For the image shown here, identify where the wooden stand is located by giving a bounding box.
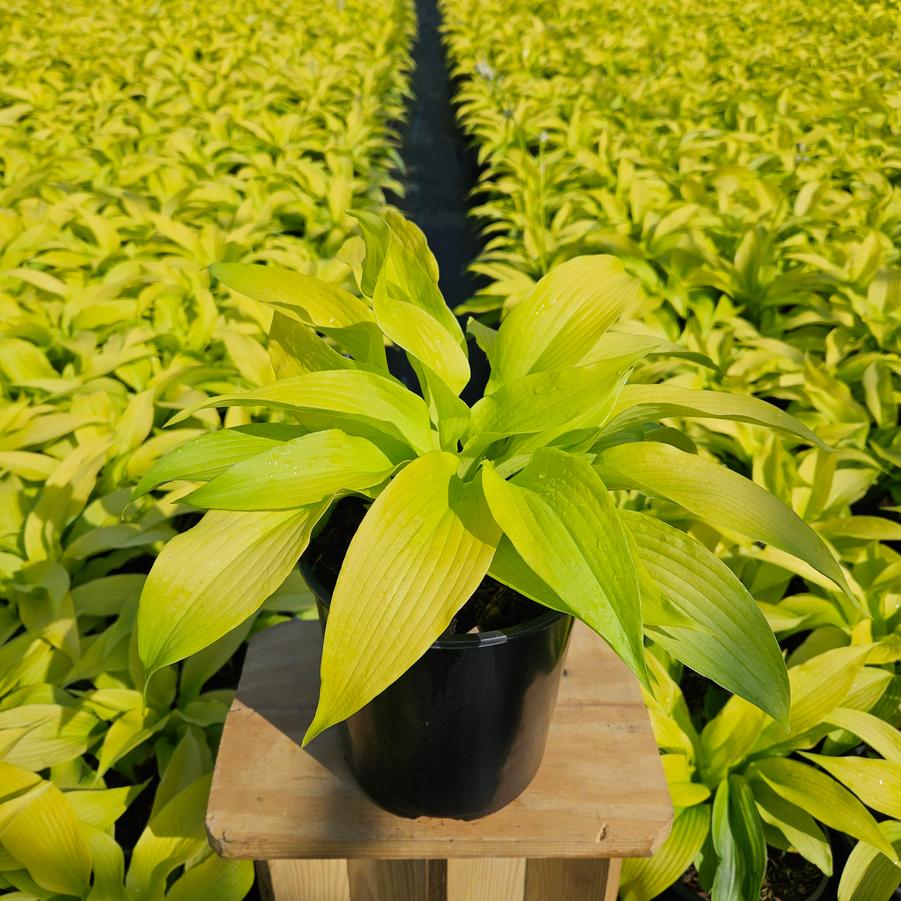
[207,620,672,901]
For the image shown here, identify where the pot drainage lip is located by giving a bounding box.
[430,609,569,650]
[300,558,569,651]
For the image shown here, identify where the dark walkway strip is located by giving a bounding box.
[392,0,482,312]
[387,0,489,401]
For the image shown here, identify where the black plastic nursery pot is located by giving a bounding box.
[300,557,573,820]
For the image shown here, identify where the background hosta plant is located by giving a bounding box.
[440,0,901,488]
[137,212,850,747]
[620,644,901,901]
[441,0,900,893]
[0,0,414,894]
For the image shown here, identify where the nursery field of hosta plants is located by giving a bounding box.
[443,0,901,897]
[0,0,413,896]
[0,0,899,897]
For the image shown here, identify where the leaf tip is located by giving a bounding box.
[302,708,331,748]
[164,409,189,428]
[208,261,235,283]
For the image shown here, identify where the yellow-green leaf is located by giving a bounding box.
[750,758,897,861]
[607,384,826,449]
[753,645,871,751]
[622,511,788,723]
[184,430,395,511]
[800,753,901,819]
[620,804,710,901]
[482,449,646,684]
[596,441,848,592]
[825,708,901,762]
[138,504,328,675]
[493,255,640,383]
[166,855,254,901]
[838,820,901,901]
[0,763,91,897]
[125,774,211,899]
[304,452,501,744]
[167,371,435,455]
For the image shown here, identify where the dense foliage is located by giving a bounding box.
[1,0,898,896]
[135,215,858,749]
[442,0,901,897]
[442,0,901,474]
[0,0,413,896]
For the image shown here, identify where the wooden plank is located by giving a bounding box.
[524,858,619,901]
[207,620,672,861]
[266,860,350,901]
[346,860,446,901]
[604,859,622,901]
[447,859,524,901]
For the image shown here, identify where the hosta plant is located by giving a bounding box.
[137,212,850,743]
[440,0,901,481]
[0,0,414,892]
[620,644,901,901]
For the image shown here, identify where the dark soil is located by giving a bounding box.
[760,852,828,901]
[680,667,728,732]
[304,497,545,636]
[675,852,826,901]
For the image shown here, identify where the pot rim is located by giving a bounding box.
[299,558,570,650]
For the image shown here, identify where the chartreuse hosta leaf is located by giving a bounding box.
[750,780,832,876]
[364,213,470,395]
[620,805,710,901]
[165,854,255,901]
[750,644,872,752]
[211,264,375,331]
[749,758,898,861]
[167,370,435,455]
[125,774,213,899]
[0,761,90,897]
[605,385,827,449]
[710,776,767,901]
[799,753,901,819]
[621,511,789,724]
[482,448,647,685]
[838,821,901,901]
[468,351,642,444]
[491,255,640,384]
[138,504,329,677]
[210,264,386,369]
[184,430,396,511]
[83,825,128,901]
[700,643,872,785]
[595,441,849,592]
[824,708,901,761]
[303,453,501,743]
[661,755,711,807]
[268,312,361,378]
[132,424,307,499]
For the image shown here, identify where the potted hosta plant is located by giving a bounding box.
[135,211,849,819]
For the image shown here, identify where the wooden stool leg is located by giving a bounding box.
[265,860,351,900]
[524,858,621,901]
[347,860,448,901]
[447,859,525,900]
